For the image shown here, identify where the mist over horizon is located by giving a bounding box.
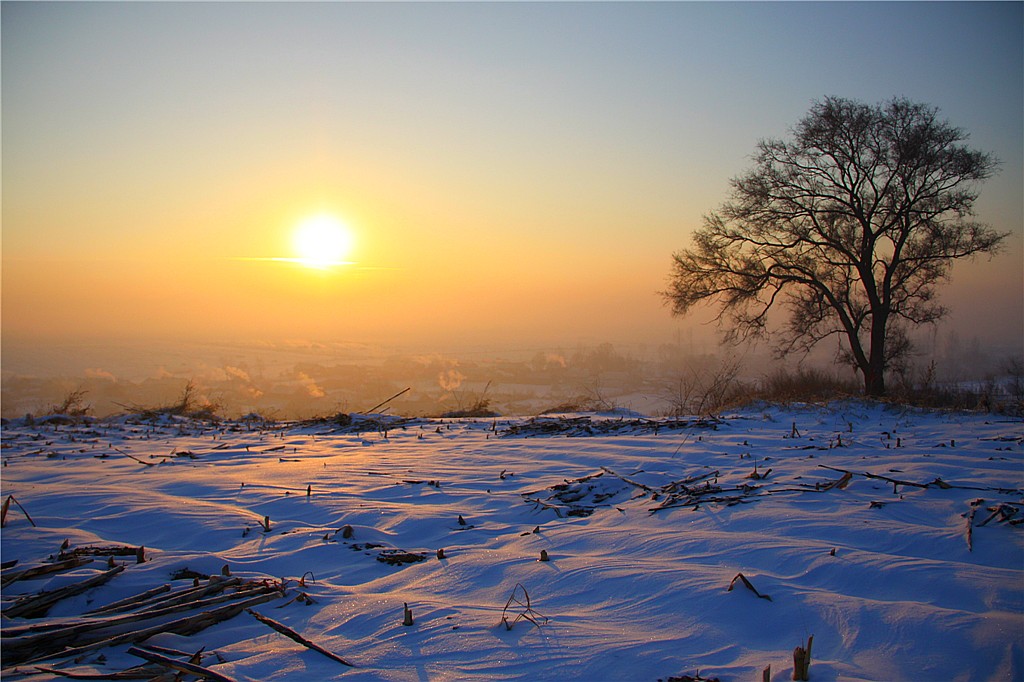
[3,319,1021,421]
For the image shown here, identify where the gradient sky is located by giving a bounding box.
[3,1,1022,356]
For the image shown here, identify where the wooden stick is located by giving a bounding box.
[1,557,94,588]
[817,464,930,489]
[4,564,125,619]
[599,466,655,492]
[727,572,772,601]
[141,643,205,658]
[33,664,165,679]
[523,497,564,518]
[815,465,1019,494]
[1,494,38,528]
[978,502,1019,527]
[109,446,155,467]
[804,634,813,680]
[14,495,36,526]
[364,387,411,414]
[84,584,171,615]
[247,608,356,667]
[136,577,241,612]
[792,645,806,681]
[60,544,144,559]
[5,583,279,659]
[661,470,719,494]
[965,499,984,551]
[18,590,282,666]
[127,646,239,682]
[820,471,853,491]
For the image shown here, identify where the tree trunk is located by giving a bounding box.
[864,319,887,397]
[863,364,885,397]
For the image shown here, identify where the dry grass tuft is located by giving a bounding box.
[118,380,221,421]
[47,389,92,418]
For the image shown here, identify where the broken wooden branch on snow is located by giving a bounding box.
[1,557,94,588]
[127,645,239,682]
[599,466,656,493]
[32,663,166,679]
[1,494,37,528]
[727,572,772,601]
[523,497,564,518]
[247,608,356,667]
[84,584,172,615]
[4,564,126,619]
[8,588,283,667]
[26,590,282,667]
[109,446,155,467]
[965,498,984,551]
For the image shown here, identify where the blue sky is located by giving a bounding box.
[2,1,1021,353]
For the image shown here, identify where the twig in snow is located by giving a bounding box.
[84,584,171,615]
[819,471,853,491]
[33,664,164,679]
[364,387,411,415]
[965,498,984,551]
[109,446,155,467]
[599,466,655,492]
[817,464,1023,495]
[247,609,355,667]
[127,646,238,682]
[4,565,126,618]
[726,572,772,601]
[816,464,928,491]
[25,590,282,666]
[1,557,93,588]
[1,494,37,527]
[978,502,1022,527]
[523,497,564,518]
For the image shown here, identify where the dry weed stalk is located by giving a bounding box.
[500,583,548,630]
[47,389,92,417]
[1,494,37,528]
[726,572,772,602]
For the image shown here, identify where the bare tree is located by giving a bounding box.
[664,97,1006,397]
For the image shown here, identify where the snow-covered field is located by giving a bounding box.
[2,402,1022,681]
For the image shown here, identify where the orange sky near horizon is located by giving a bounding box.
[2,2,1021,358]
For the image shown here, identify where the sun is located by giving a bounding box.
[292,214,354,268]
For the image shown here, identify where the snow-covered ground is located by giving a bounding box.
[2,402,1021,681]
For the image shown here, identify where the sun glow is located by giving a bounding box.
[292,214,355,268]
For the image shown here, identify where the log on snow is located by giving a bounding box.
[4,564,125,619]
[1,557,94,588]
[18,589,283,666]
[4,583,280,660]
[84,584,171,615]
